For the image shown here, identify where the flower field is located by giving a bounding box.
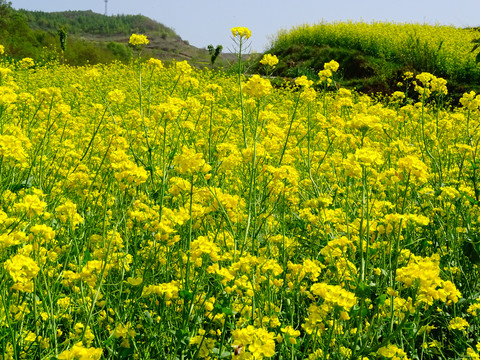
[272,22,480,82]
[1,30,480,359]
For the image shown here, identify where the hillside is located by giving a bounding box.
[19,9,177,37]
[0,3,212,65]
[18,9,211,63]
[255,22,480,102]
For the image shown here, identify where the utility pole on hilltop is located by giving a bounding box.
[104,0,108,16]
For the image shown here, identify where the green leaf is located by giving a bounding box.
[81,250,92,266]
[375,294,388,307]
[179,289,193,301]
[463,240,480,265]
[355,281,374,298]
[221,306,234,316]
[120,347,133,359]
[212,349,232,358]
[351,305,368,318]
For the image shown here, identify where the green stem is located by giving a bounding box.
[236,38,248,148]
[278,92,301,166]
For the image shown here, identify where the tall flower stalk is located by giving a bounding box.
[231,26,251,148]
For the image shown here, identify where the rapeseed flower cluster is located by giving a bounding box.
[57,343,103,360]
[318,60,340,84]
[260,54,279,67]
[4,254,39,292]
[232,325,276,359]
[243,74,272,98]
[395,254,461,306]
[129,33,149,47]
[231,26,252,39]
[377,344,410,360]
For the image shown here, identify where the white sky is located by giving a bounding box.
[9,0,480,52]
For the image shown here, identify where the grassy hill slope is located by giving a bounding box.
[0,2,212,65]
[255,22,480,102]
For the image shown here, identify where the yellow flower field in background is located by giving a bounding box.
[273,21,480,81]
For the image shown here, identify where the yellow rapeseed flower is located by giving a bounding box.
[231,26,252,39]
[448,317,469,332]
[281,326,301,344]
[4,254,40,292]
[295,75,313,88]
[107,89,126,104]
[57,343,103,360]
[377,344,409,360]
[324,59,340,72]
[147,57,164,69]
[18,57,34,69]
[173,146,211,175]
[310,282,357,311]
[14,194,47,217]
[244,74,272,98]
[232,325,275,359]
[260,53,279,67]
[129,33,149,47]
